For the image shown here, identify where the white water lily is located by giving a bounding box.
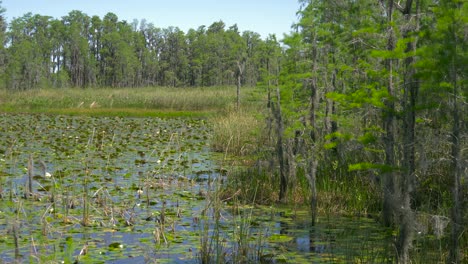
[45,172,52,178]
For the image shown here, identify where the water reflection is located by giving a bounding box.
[265,211,396,262]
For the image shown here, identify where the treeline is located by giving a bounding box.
[0,8,279,89]
[265,0,466,263]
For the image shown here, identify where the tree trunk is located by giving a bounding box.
[267,60,273,143]
[236,60,244,111]
[237,74,241,110]
[382,0,398,228]
[449,22,462,264]
[307,77,319,225]
[309,158,318,226]
[398,1,418,262]
[307,29,319,225]
[449,64,462,264]
[273,85,287,203]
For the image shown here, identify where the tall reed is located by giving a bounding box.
[211,109,263,157]
[0,86,236,115]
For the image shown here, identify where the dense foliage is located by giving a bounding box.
[270,0,466,262]
[0,7,278,89]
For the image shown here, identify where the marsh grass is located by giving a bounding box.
[198,175,272,263]
[316,173,382,216]
[210,109,264,157]
[222,161,381,216]
[0,86,237,117]
[221,166,277,205]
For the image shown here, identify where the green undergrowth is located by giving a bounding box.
[220,163,382,216]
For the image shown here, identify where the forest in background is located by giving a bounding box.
[0,0,466,263]
[0,4,276,89]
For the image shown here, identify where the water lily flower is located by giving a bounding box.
[45,172,52,178]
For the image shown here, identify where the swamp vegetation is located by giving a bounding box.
[0,0,467,263]
[0,113,395,263]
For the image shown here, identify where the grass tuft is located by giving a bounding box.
[210,109,263,157]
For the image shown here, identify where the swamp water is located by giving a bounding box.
[0,114,397,263]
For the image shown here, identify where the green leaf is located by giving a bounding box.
[348,162,394,173]
[358,132,377,145]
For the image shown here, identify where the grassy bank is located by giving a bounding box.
[0,86,238,117]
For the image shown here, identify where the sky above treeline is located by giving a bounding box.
[2,0,300,40]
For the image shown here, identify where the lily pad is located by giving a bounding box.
[108,242,124,250]
[268,234,293,243]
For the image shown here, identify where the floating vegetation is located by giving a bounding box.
[0,113,217,262]
[0,113,402,263]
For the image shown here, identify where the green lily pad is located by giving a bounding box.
[108,242,124,250]
[268,234,293,243]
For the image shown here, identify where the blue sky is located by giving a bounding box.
[2,0,300,40]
